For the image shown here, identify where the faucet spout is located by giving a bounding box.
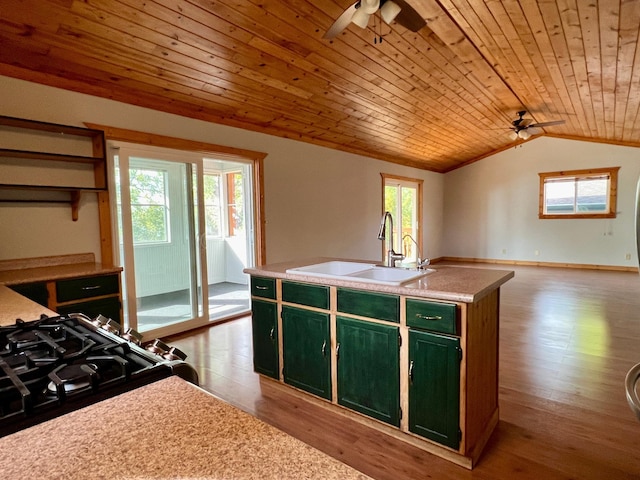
[378,211,404,267]
[402,234,431,270]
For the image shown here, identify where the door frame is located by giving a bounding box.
[86,123,268,268]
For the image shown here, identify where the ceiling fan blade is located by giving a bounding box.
[380,0,401,24]
[529,120,565,128]
[324,2,359,39]
[360,0,380,14]
[393,0,427,32]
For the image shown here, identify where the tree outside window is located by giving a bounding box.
[126,167,169,244]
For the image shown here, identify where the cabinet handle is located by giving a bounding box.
[336,342,340,360]
[81,285,102,291]
[269,327,275,341]
[415,314,442,321]
[321,339,327,358]
[409,360,414,384]
[256,285,269,290]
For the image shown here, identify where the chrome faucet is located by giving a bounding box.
[402,234,431,270]
[377,211,404,267]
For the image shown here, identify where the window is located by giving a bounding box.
[227,172,244,236]
[203,173,222,237]
[538,167,619,219]
[127,167,169,243]
[382,174,423,263]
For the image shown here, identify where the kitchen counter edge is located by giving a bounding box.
[244,258,514,303]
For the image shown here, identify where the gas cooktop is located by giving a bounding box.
[0,313,198,438]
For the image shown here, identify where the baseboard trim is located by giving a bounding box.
[435,256,639,273]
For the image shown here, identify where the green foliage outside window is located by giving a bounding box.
[129,168,168,243]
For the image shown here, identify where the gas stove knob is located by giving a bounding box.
[91,314,109,328]
[145,338,169,356]
[163,346,187,362]
[101,318,122,335]
[121,327,143,346]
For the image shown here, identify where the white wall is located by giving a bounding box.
[0,75,443,265]
[443,136,640,267]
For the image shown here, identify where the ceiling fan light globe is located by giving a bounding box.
[518,130,531,140]
[380,1,401,24]
[509,131,519,141]
[352,8,371,28]
[360,0,380,14]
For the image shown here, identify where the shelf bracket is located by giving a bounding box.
[70,190,81,221]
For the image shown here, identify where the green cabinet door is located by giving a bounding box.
[251,299,279,379]
[282,306,331,400]
[408,330,461,450]
[337,316,400,426]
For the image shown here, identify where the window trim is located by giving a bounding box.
[538,167,620,219]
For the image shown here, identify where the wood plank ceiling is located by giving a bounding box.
[0,0,639,172]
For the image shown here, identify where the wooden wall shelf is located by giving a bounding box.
[0,115,107,221]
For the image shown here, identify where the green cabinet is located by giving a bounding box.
[337,288,399,323]
[406,298,458,335]
[337,316,400,426]
[282,306,331,399]
[251,299,279,379]
[251,276,276,300]
[57,297,121,321]
[282,281,329,309]
[408,329,461,449]
[9,282,48,307]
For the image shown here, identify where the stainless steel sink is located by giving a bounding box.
[285,261,434,286]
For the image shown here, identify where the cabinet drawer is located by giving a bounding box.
[250,276,276,300]
[282,281,329,309]
[337,288,399,323]
[406,298,458,335]
[56,274,120,303]
[57,297,122,323]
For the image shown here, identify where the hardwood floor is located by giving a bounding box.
[169,263,640,479]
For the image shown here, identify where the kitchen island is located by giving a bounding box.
[0,376,371,479]
[244,258,514,469]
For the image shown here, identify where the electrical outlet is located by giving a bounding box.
[626,253,631,260]
[534,250,539,256]
[501,248,507,255]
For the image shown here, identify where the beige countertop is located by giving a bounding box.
[245,257,514,303]
[0,285,57,325]
[0,260,122,286]
[0,376,371,480]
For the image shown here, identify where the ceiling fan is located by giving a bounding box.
[323,0,427,39]
[509,111,565,140]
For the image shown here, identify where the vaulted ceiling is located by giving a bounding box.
[1,0,639,172]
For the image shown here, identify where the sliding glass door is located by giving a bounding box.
[114,145,207,339]
[203,159,254,320]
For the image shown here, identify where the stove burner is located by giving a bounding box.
[0,313,198,437]
[46,363,98,395]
